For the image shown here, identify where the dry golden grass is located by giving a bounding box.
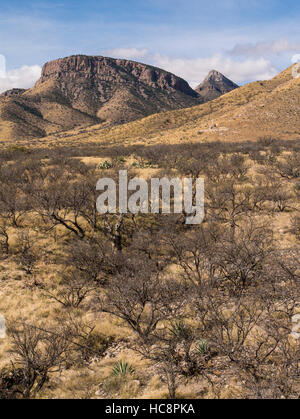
[1,65,299,149]
[9,65,297,150]
[0,65,299,399]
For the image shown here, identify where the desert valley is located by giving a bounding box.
[0,52,299,399]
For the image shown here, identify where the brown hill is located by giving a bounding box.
[0,55,203,141]
[33,65,299,148]
[195,70,239,101]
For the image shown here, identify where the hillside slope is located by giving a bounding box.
[38,65,299,148]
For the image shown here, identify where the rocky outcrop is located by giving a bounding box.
[36,55,198,98]
[0,88,27,98]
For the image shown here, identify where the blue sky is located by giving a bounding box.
[1,0,300,92]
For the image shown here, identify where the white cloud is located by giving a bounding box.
[292,54,300,63]
[104,48,148,60]
[0,55,6,78]
[102,47,278,85]
[0,65,41,93]
[230,39,300,57]
[151,54,277,85]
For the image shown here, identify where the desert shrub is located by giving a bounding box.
[275,152,300,179]
[44,271,97,308]
[98,254,188,338]
[64,238,110,283]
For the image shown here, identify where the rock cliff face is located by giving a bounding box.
[195,70,239,102]
[37,55,197,97]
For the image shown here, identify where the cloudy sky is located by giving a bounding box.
[0,0,300,92]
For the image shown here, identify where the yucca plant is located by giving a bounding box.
[112,360,135,377]
[195,340,209,355]
[98,160,113,170]
[116,156,126,163]
[169,320,191,339]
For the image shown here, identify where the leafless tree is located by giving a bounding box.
[98,254,188,338]
[213,223,274,291]
[15,230,39,275]
[33,177,87,239]
[5,323,72,398]
[206,181,252,237]
[64,237,112,284]
[43,271,98,308]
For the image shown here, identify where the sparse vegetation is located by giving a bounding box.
[0,127,299,400]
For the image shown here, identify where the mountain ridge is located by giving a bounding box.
[31,65,299,148]
[0,55,201,141]
[0,54,239,142]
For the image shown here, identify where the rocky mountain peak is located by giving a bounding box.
[31,54,201,124]
[36,55,198,98]
[195,70,238,101]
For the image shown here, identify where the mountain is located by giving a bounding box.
[195,70,239,102]
[0,55,202,141]
[39,65,299,147]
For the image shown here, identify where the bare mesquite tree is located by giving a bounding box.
[43,270,98,308]
[97,252,188,339]
[15,230,39,275]
[4,323,72,399]
[0,163,29,228]
[64,237,112,283]
[33,177,88,239]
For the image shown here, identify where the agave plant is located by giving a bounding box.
[112,360,135,377]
